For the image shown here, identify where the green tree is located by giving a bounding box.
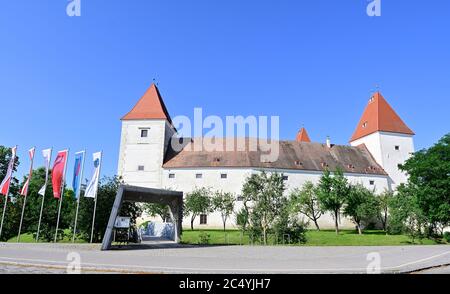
[377,189,393,232]
[343,184,378,235]
[143,203,170,222]
[212,191,235,231]
[289,181,322,231]
[317,169,350,235]
[241,172,286,245]
[399,133,450,236]
[184,187,212,230]
[77,176,142,243]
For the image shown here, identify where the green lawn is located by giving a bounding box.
[7,230,86,244]
[181,229,443,246]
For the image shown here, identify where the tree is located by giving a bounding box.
[184,187,212,230]
[398,133,450,236]
[212,191,235,231]
[289,181,322,231]
[241,172,286,245]
[343,184,378,234]
[77,176,142,243]
[317,169,350,235]
[143,203,170,222]
[377,189,393,232]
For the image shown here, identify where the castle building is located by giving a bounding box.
[118,84,415,229]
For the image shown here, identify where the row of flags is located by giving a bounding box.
[0,146,103,243]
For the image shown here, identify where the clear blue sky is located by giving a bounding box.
[1,0,449,182]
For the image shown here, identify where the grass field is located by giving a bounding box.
[181,229,443,246]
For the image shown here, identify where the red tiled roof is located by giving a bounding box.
[122,83,172,122]
[350,92,414,142]
[296,127,311,142]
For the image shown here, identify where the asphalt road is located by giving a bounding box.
[0,242,449,274]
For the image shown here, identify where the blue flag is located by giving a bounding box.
[72,151,85,199]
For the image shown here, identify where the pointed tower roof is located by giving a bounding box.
[350,92,414,142]
[122,83,172,123]
[296,127,312,142]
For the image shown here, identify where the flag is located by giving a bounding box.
[85,152,102,198]
[20,148,36,196]
[38,148,52,196]
[52,150,68,199]
[72,151,85,199]
[0,146,17,196]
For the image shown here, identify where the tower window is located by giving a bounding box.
[140,129,149,138]
[196,173,203,179]
[138,165,145,171]
[362,122,368,128]
[395,145,400,151]
[168,173,175,179]
[200,214,207,225]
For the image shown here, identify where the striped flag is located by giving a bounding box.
[85,152,102,198]
[0,146,17,196]
[20,148,36,197]
[38,148,52,196]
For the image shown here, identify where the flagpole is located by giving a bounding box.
[36,148,52,242]
[0,146,17,240]
[90,152,102,243]
[17,148,35,242]
[72,151,85,243]
[54,149,69,243]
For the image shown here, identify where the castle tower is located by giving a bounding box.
[349,92,415,191]
[118,83,176,188]
[296,127,312,142]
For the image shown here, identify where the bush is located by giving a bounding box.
[444,232,450,243]
[198,231,211,245]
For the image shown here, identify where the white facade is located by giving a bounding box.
[350,131,415,191]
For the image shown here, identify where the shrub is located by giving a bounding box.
[444,232,450,243]
[198,231,211,245]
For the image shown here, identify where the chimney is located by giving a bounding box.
[326,136,331,148]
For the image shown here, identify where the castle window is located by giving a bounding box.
[282,175,289,181]
[395,145,400,151]
[138,165,145,171]
[168,173,175,179]
[237,195,244,201]
[196,173,203,179]
[140,129,149,138]
[200,214,207,225]
[369,180,375,185]
[221,173,227,179]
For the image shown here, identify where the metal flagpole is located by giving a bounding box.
[0,146,17,239]
[72,151,85,243]
[90,152,102,243]
[17,147,35,242]
[36,148,52,242]
[54,150,69,243]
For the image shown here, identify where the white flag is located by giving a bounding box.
[85,152,102,198]
[38,148,52,196]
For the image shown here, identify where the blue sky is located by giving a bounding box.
[1,0,449,182]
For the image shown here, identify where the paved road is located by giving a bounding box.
[0,242,449,274]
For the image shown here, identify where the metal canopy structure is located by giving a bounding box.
[101,185,183,251]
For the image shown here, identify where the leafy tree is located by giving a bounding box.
[184,187,212,230]
[399,133,450,236]
[377,189,393,232]
[143,203,170,222]
[77,176,142,243]
[343,184,378,234]
[241,172,286,245]
[317,169,350,235]
[212,191,235,231]
[289,181,322,231]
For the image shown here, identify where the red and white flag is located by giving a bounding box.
[20,148,36,197]
[52,150,68,199]
[0,146,17,196]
